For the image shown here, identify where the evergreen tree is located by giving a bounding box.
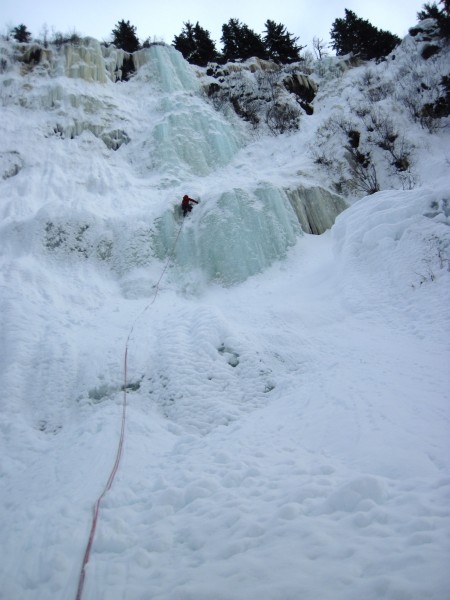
[441,0,450,36]
[12,24,32,43]
[221,18,266,61]
[173,21,218,66]
[173,22,196,61]
[193,23,219,65]
[220,19,241,61]
[263,20,304,63]
[111,20,140,53]
[330,9,400,60]
[418,2,442,19]
[418,1,450,38]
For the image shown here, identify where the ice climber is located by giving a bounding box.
[181,194,199,217]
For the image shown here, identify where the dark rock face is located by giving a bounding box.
[283,73,318,104]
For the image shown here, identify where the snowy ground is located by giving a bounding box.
[2,187,449,600]
[1,38,450,600]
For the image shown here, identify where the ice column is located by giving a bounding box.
[153,185,302,286]
[286,186,348,234]
[138,45,243,176]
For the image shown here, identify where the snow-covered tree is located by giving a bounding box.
[417,1,450,38]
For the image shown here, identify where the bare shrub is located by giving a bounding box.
[364,108,414,173]
[358,68,394,103]
[396,53,449,132]
[347,157,380,195]
[255,68,281,102]
[312,37,329,61]
[266,101,301,134]
[52,30,81,47]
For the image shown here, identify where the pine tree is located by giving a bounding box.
[193,23,219,65]
[263,20,304,63]
[12,24,32,43]
[173,21,218,66]
[440,0,450,37]
[173,22,196,61]
[330,9,400,60]
[220,19,240,61]
[221,18,266,61]
[111,20,140,53]
[418,2,442,19]
[417,1,450,38]
[330,10,364,57]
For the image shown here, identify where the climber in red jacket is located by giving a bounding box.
[181,194,199,217]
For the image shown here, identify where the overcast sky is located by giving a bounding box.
[3,0,423,51]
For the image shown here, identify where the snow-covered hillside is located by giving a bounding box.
[0,27,449,600]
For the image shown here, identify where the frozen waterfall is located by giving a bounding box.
[1,37,348,289]
[152,186,302,287]
[133,45,244,177]
[286,186,348,235]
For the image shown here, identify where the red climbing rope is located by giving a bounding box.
[75,358,127,600]
[75,219,184,600]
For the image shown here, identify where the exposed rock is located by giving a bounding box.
[283,73,318,104]
[0,151,24,179]
[248,57,279,73]
[205,58,279,82]
[18,44,53,75]
[15,38,132,83]
[47,121,130,149]
[101,129,130,150]
[421,44,441,59]
[409,19,441,41]
[206,82,221,97]
[299,101,314,115]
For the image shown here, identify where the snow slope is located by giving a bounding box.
[0,35,449,600]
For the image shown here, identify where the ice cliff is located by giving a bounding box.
[0,37,347,288]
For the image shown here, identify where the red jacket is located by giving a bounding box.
[182,195,198,209]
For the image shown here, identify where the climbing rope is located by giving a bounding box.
[75,219,184,600]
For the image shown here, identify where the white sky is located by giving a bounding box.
[2,0,422,50]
